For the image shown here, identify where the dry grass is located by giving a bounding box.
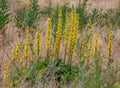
[12,0,120,9]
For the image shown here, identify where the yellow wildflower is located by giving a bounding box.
[11,41,20,61]
[64,12,69,47]
[20,58,23,70]
[11,47,15,60]
[88,26,93,60]
[108,28,113,58]
[94,33,99,53]
[3,58,9,88]
[68,13,78,59]
[15,41,21,60]
[54,8,62,58]
[24,26,30,59]
[81,39,87,60]
[36,28,41,55]
[46,18,52,51]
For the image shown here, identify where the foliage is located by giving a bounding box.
[0,0,10,29]
[110,6,120,28]
[14,0,40,30]
[76,0,88,30]
[14,6,28,30]
[88,8,100,25]
[42,59,79,84]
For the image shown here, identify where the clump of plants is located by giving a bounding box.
[2,5,120,88]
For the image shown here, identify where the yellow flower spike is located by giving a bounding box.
[82,40,87,52]
[68,13,78,58]
[26,26,30,43]
[36,28,41,55]
[24,26,30,60]
[68,12,79,65]
[50,54,54,61]
[71,5,75,22]
[3,58,9,88]
[58,7,62,18]
[81,39,87,60]
[73,14,78,42]
[94,33,99,54]
[71,5,75,32]
[54,8,62,58]
[12,41,20,61]
[64,12,69,47]
[20,58,23,70]
[24,44,29,59]
[11,47,15,60]
[15,41,21,61]
[46,18,52,51]
[64,12,70,63]
[108,28,113,59]
[88,26,93,60]
[16,41,21,50]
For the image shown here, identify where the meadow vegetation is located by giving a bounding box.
[0,0,120,88]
